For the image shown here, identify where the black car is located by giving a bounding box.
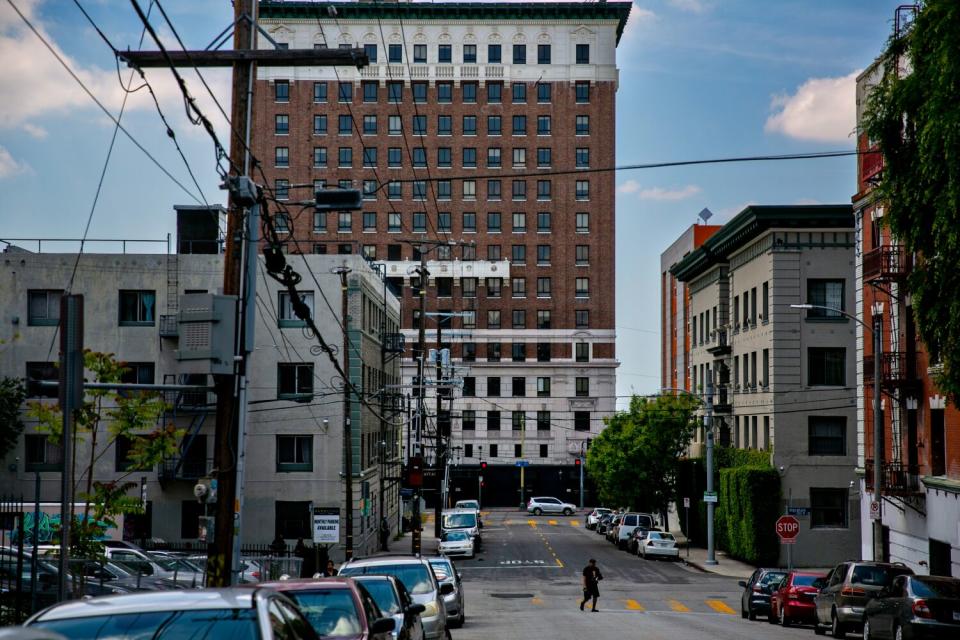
[739,568,788,620]
[863,574,960,640]
[596,514,613,536]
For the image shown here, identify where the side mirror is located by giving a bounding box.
[370,617,396,634]
[406,603,426,616]
[440,582,455,595]
[738,581,747,589]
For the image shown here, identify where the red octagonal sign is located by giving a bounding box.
[776,515,800,541]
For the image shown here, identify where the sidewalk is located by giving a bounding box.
[671,531,757,579]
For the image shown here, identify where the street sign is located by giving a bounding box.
[515,460,530,467]
[776,515,800,543]
[870,500,881,520]
[683,497,691,508]
[703,491,718,503]
[312,507,340,544]
[787,506,810,517]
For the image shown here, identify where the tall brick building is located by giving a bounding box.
[253,2,632,505]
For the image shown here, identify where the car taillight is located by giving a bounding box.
[786,588,799,600]
[912,599,933,619]
[841,586,866,597]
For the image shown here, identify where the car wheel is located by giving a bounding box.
[862,619,872,640]
[814,622,826,636]
[458,612,465,627]
[741,604,748,619]
[563,508,573,516]
[444,628,453,640]
[533,508,542,516]
[831,610,845,638]
[893,623,902,640]
[780,608,790,627]
[748,605,756,621]
[767,606,778,624]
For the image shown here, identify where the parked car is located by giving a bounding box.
[339,555,452,640]
[627,527,651,554]
[98,542,204,587]
[253,578,396,640]
[605,514,623,542]
[637,531,680,560]
[352,574,426,640]
[596,514,614,536]
[25,588,319,639]
[768,571,826,626]
[862,574,960,640]
[526,496,576,516]
[453,500,480,511]
[441,508,481,549]
[586,508,612,530]
[739,568,788,620]
[814,561,914,637]
[614,513,656,550]
[427,556,465,628]
[438,530,474,559]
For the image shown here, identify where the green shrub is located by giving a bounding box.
[718,466,781,565]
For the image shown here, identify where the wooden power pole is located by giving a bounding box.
[119,0,367,585]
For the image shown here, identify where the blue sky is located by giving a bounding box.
[0,1,904,408]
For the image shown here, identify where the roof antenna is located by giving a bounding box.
[697,208,713,225]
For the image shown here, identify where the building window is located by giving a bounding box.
[278,291,314,328]
[808,416,846,456]
[537,115,551,135]
[362,44,377,63]
[487,211,502,232]
[411,82,427,104]
[337,146,352,168]
[536,277,551,298]
[575,377,589,397]
[277,435,313,472]
[28,289,62,326]
[438,147,452,168]
[464,443,473,458]
[512,115,527,136]
[488,412,502,431]
[537,244,551,265]
[313,81,328,103]
[512,180,527,201]
[463,117,478,136]
[487,147,503,168]
[413,44,427,63]
[512,343,526,363]
[438,212,452,232]
[537,377,551,398]
[437,82,452,103]
[385,81,402,104]
[437,181,451,200]
[274,146,289,168]
[488,180,502,200]
[438,44,452,63]
[512,277,526,298]
[362,81,378,103]
[575,81,590,103]
[537,210,551,230]
[512,411,525,431]
[810,488,848,528]
[461,211,477,233]
[536,342,551,362]
[360,115,377,135]
[313,115,327,135]
[576,148,590,168]
[463,44,477,63]
[575,278,590,298]
[387,147,402,168]
[808,348,845,386]
[487,116,502,137]
[277,363,314,400]
[25,434,62,471]
[538,147,551,168]
[313,147,327,168]
[576,115,590,135]
[338,82,352,103]
[487,342,502,362]
[574,412,590,432]
[489,443,499,457]
[275,501,311,539]
[537,83,551,103]
[576,343,589,363]
[413,181,427,200]
[576,43,590,64]
[462,83,478,104]
[512,82,526,104]
[487,309,501,329]
[362,245,376,260]
[512,212,526,233]
[25,361,58,398]
[575,245,589,266]
[119,290,156,326]
[462,410,476,431]
[387,182,402,200]
[462,377,476,397]
[488,44,502,63]
[537,310,551,329]
[576,310,589,328]
[388,43,402,62]
[413,115,427,135]
[487,82,502,104]
[362,147,377,168]
[537,44,551,64]
[512,309,526,329]
[337,115,352,135]
[537,411,551,432]
[807,280,845,318]
[275,114,289,135]
[512,44,526,64]
[438,115,452,135]
[575,181,590,201]
[512,244,526,264]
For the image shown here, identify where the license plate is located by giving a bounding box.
[953,611,960,622]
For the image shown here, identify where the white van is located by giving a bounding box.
[441,509,481,548]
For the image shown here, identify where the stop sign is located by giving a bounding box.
[776,515,800,541]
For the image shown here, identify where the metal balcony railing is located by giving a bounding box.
[863,245,911,281]
[865,459,922,495]
[159,456,213,482]
[864,352,920,389]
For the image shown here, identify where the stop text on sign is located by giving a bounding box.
[776,515,800,540]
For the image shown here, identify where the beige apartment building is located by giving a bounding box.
[671,205,861,567]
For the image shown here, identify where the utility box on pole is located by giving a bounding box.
[175,294,238,375]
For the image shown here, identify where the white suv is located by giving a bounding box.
[614,512,656,550]
[526,497,576,516]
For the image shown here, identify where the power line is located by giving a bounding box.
[4,0,204,204]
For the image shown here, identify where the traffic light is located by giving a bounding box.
[574,458,582,467]
[480,460,487,470]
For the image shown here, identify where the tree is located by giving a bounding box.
[26,351,182,565]
[0,377,26,460]
[862,0,960,401]
[586,394,699,518]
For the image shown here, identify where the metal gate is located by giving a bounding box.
[0,495,27,625]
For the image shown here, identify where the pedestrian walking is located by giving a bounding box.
[323,559,337,577]
[379,516,390,551]
[580,558,603,612]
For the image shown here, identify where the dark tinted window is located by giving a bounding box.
[357,579,402,614]
[851,565,910,587]
[792,574,821,586]
[287,589,362,637]
[910,577,960,598]
[34,609,259,639]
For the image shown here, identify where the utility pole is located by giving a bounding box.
[434,315,445,538]
[704,377,717,565]
[520,413,526,509]
[412,248,428,555]
[872,320,883,561]
[57,294,83,600]
[334,266,354,560]
[119,1,368,584]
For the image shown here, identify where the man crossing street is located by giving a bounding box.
[580,558,603,612]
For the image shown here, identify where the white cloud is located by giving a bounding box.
[638,184,702,201]
[22,123,47,139]
[668,0,708,14]
[0,145,28,178]
[617,179,641,194]
[764,71,860,143]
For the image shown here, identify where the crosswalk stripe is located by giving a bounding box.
[528,519,537,528]
[668,599,691,613]
[548,519,558,525]
[531,596,544,606]
[625,599,645,611]
[570,520,580,526]
[705,600,735,614]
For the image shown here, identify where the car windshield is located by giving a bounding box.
[357,580,402,615]
[152,556,202,572]
[428,560,453,581]
[456,501,479,510]
[340,563,435,595]
[287,589,362,637]
[852,565,909,587]
[442,531,470,542]
[442,513,477,529]
[760,572,787,586]
[658,533,675,541]
[911,577,960,599]
[793,575,822,587]
[32,608,259,640]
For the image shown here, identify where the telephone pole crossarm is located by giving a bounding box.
[118,48,369,68]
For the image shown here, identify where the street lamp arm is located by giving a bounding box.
[789,303,871,332]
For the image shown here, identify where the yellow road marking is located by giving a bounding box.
[706,600,735,615]
[504,519,513,525]
[570,520,580,527]
[555,557,564,568]
[528,520,537,528]
[625,599,645,611]
[531,596,544,605]
[668,599,690,612]
[548,519,558,526]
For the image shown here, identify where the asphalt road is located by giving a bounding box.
[446,509,843,640]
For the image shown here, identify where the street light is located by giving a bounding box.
[791,303,883,561]
[661,385,716,566]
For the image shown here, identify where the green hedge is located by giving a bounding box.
[718,466,781,566]
[676,458,707,544]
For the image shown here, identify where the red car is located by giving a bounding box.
[251,578,396,640]
[769,571,827,627]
